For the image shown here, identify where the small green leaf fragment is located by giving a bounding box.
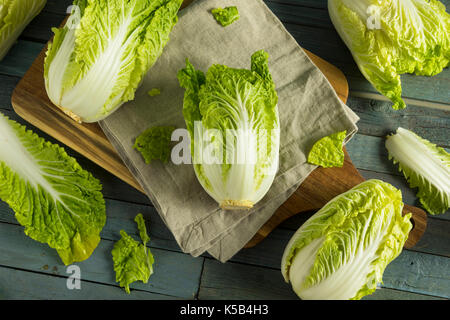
[147,88,161,97]
[112,214,155,294]
[134,126,176,164]
[308,130,347,168]
[212,6,240,27]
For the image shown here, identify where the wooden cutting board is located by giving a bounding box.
[11,0,426,249]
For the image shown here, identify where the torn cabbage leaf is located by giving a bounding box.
[328,0,450,109]
[44,0,182,123]
[112,213,155,294]
[308,130,347,168]
[281,180,412,300]
[134,126,175,164]
[212,6,240,27]
[0,0,47,60]
[178,50,280,210]
[386,127,450,215]
[0,113,106,265]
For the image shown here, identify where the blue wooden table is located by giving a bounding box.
[0,0,448,300]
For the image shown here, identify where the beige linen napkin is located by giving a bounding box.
[99,0,359,262]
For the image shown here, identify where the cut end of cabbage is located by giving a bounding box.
[220,200,254,211]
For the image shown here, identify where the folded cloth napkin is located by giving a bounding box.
[99,0,359,262]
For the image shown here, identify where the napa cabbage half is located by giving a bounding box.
[178,50,280,210]
[44,0,182,123]
[328,0,450,109]
[0,0,47,60]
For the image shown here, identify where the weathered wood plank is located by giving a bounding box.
[199,259,297,300]
[199,251,450,300]
[0,221,202,298]
[0,41,44,77]
[0,199,179,253]
[0,265,178,300]
[361,288,443,300]
[347,97,450,148]
[382,250,450,298]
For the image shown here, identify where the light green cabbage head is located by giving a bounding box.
[281,180,412,300]
[178,50,280,210]
[328,0,450,109]
[0,0,47,60]
[44,0,182,123]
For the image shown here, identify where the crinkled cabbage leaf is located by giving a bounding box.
[134,126,175,164]
[308,130,347,168]
[0,113,106,265]
[112,213,154,294]
[212,6,240,27]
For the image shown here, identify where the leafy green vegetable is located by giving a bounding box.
[307,130,346,168]
[281,179,412,300]
[147,88,161,97]
[44,0,183,123]
[178,50,280,210]
[328,0,450,110]
[0,113,106,265]
[112,213,154,294]
[211,6,240,27]
[386,127,450,215]
[0,0,47,60]
[134,126,175,164]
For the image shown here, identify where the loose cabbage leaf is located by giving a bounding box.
[328,0,450,110]
[211,6,240,27]
[386,127,450,215]
[112,213,154,294]
[134,126,175,164]
[308,130,347,168]
[178,50,280,210]
[281,179,412,300]
[0,113,106,265]
[44,0,183,123]
[0,0,47,60]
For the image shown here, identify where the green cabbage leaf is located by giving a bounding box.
[328,0,450,109]
[212,6,240,27]
[112,213,155,294]
[308,130,347,168]
[0,113,106,265]
[134,126,175,164]
[281,180,412,300]
[44,0,182,123]
[178,50,280,210]
[386,127,450,215]
[0,0,47,60]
